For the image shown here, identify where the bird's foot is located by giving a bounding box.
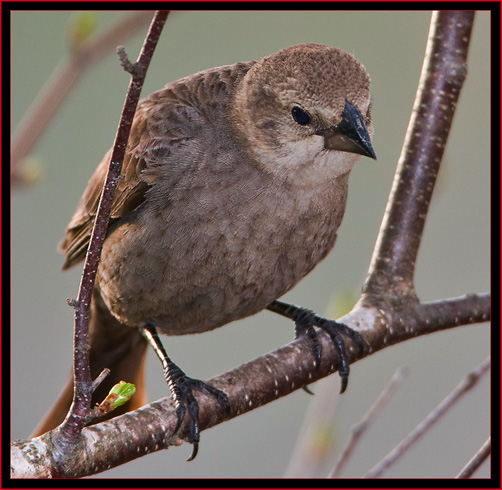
[267,300,365,393]
[168,366,230,460]
[141,324,230,460]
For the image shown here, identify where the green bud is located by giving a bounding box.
[68,11,98,51]
[109,381,136,408]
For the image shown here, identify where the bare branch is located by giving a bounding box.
[11,300,489,478]
[11,11,153,174]
[456,437,491,478]
[363,357,490,478]
[362,11,475,302]
[49,11,169,474]
[328,367,409,478]
[91,368,110,392]
[365,293,491,354]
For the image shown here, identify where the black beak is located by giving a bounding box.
[317,100,376,160]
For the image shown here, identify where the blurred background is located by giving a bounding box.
[11,11,490,478]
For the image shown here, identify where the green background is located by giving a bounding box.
[11,11,490,478]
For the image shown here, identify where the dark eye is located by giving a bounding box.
[291,106,311,125]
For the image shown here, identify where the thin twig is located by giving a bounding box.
[51,11,169,473]
[363,357,490,478]
[456,437,491,478]
[11,11,153,173]
[362,11,475,303]
[91,368,111,392]
[328,367,409,478]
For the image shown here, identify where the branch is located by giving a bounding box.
[456,437,491,478]
[363,357,490,478]
[11,293,489,478]
[11,11,153,175]
[362,11,475,303]
[328,367,409,478]
[47,11,169,476]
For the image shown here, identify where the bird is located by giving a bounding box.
[32,43,376,459]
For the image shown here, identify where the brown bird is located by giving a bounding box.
[33,43,376,459]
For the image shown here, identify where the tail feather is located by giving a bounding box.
[31,291,148,437]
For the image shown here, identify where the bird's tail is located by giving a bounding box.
[31,290,148,437]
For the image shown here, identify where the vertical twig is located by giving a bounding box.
[52,11,169,463]
[362,11,475,302]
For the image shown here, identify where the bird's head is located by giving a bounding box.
[233,43,375,183]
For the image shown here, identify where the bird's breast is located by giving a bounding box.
[97,168,348,335]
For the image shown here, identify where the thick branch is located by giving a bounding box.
[363,11,475,302]
[11,293,489,477]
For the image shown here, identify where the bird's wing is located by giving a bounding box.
[59,88,207,269]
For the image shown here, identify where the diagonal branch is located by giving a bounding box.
[328,367,409,478]
[11,11,153,174]
[456,436,491,478]
[363,357,490,478]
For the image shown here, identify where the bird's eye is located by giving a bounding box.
[291,106,311,125]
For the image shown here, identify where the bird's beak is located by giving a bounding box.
[318,100,376,160]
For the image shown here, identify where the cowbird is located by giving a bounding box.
[33,43,376,459]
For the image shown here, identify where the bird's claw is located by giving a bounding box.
[187,442,199,462]
[268,301,365,393]
[141,324,230,461]
[302,385,315,395]
[171,375,230,461]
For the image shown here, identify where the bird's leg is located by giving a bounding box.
[141,324,230,461]
[266,300,365,394]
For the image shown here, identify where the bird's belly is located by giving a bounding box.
[96,190,343,335]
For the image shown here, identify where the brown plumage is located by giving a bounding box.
[33,44,375,444]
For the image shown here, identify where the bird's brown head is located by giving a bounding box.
[233,43,375,183]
